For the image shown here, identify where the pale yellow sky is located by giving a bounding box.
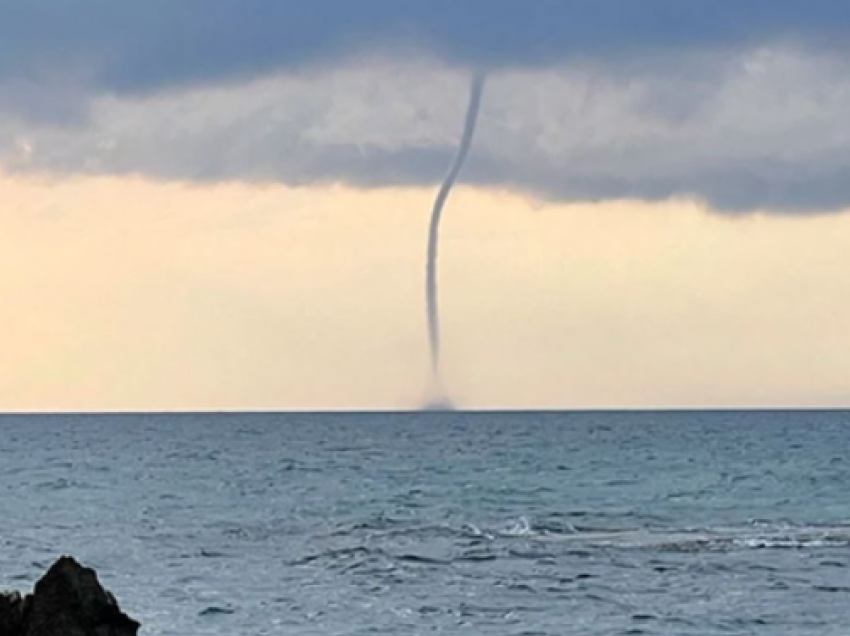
[2,172,850,411]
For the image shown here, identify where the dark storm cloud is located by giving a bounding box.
[2,0,850,92]
[5,1,850,213]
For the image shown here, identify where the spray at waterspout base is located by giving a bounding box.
[422,374,455,411]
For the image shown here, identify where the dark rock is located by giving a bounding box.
[0,591,26,636]
[0,557,139,636]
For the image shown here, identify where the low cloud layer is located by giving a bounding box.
[3,1,850,93]
[4,48,850,213]
[4,2,850,213]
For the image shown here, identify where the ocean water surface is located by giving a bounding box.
[1,410,849,635]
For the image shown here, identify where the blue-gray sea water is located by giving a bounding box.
[1,410,849,635]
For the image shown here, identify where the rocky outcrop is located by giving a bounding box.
[0,592,27,636]
[0,557,139,636]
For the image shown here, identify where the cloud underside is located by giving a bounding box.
[4,1,850,90]
[3,7,850,213]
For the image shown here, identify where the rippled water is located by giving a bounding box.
[1,410,849,635]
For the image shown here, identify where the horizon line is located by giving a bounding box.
[1,406,849,417]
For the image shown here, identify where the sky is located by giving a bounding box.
[3,1,850,411]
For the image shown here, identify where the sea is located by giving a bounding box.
[1,410,849,635]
